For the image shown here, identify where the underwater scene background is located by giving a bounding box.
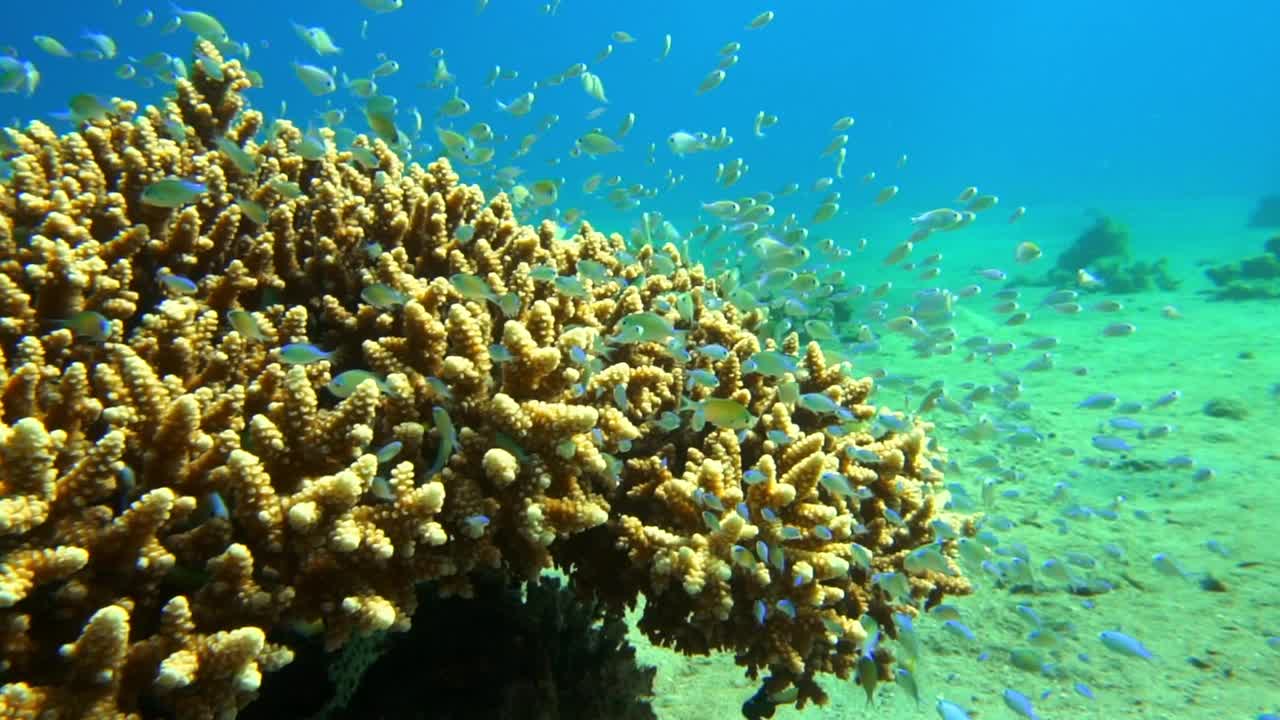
[1,1,1279,719]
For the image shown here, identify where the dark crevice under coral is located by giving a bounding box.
[243,574,656,720]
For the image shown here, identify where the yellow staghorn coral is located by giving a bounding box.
[0,42,968,716]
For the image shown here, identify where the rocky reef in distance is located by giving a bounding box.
[1203,235,1280,301]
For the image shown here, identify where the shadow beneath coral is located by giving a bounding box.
[248,573,655,720]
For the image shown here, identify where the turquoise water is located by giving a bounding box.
[2,1,1279,718]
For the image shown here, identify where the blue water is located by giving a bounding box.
[3,1,1280,718]
[5,1,1278,234]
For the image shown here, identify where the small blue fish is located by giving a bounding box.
[1076,392,1119,409]
[825,423,852,437]
[819,471,855,497]
[1150,389,1181,407]
[463,514,490,536]
[141,176,206,207]
[1066,551,1099,569]
[347,145,380,171]
[425,376,453,400]
[1092,435,1133,452]
[1027,335,1059,348]
[114,465,137,514]
[68,93,112,121]
[873,571,910,598]
[1002,689,1040,719]
[889,668,917,705]
[429,406,457,474]
[696,343,730,360]
[753,599,768,624]
[755,540,771,564]
[157,270,197,294]
[775,599,796,619]
[927,604,961,622]
[528,264,557,283]
[1108,416,1143,431]
[60,310,111,341]
[686,368,719,389]
[279,343,334,365]
[906,546,954,575]
[374,440,403,464]
[554,274,591,298]
[161,117,187,141]
[1073,682,1095,700]
[361,283,407,309]
[798,392,853,419]
[846,446,883,464]
[201,490,229,521]
[1040,558,1072,583]
[943,620,976,641]
[742,350,797,377]
[875,412,912,433]
[855,648,878,704]
[576,259,609,283]
[894,612,920,665]
[1015,604,1042,627]
[293,61,337,96]
[489,343,515,363]
[270,178,305,198]
[768,545,786,571]
[227,310,267,342]
[935,699,971,720]
[327,370,389,398]
[1151,552,1185,578]
[214,136,256,173]
[1098,630,1154,659]
[369,476,395,501]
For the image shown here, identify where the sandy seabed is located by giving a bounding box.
[629,202,1280,720]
